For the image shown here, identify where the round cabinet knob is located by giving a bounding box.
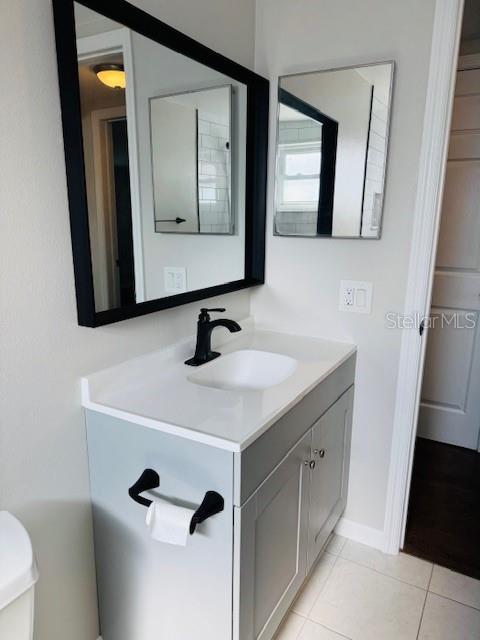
[309,460,316,469]
[314,449,326,458]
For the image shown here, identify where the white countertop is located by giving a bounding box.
[82,323,356,452]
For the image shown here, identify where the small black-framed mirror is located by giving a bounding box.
[52,0,269,327]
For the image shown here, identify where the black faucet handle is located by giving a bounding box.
[199,308,226,321]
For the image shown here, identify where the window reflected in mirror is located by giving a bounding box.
[275,62,394,239]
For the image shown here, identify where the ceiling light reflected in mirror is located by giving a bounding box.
[93,63,126,89]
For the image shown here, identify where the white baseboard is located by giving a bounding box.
[335,517,391,553]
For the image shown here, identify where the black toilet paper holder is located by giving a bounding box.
[128,468,224,534]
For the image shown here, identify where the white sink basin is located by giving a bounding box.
[188,349,298,391]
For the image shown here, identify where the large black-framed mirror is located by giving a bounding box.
[52,0,269,327]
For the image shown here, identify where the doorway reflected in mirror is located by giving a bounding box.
[73,2,251,313]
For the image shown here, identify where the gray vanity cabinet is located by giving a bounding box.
[234,385,354,640]
[307,387,354,570]
[86,413,235,640]
[235,432,311,640]
[86,355,355,640]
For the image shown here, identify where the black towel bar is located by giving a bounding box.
[128,468,224,534]
[128,468,160,507]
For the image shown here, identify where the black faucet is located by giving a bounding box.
[185,308,242,366]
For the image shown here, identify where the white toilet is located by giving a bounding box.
[0,511,38,640]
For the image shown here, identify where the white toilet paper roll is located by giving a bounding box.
[145,498,195,546]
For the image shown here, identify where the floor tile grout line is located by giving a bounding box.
[333,536,348,556]
[426,589,480,613]
[428,561,480,585]
[303,553,340,619]
[427,565,434,589]
[428,562,480,610]
[276,610,307,640]
[306,617,353,640]
[293,577,480,640]
[288,545,480,640]
[294,612,307,640]
[325,534,347,557]
[428,563,480,612]
[337,537,347,555]
[416,566,434,640]
[415,589,429,640]
[340,545,480,601]
[426,563,434,591]
[307,553,427,640]
[292,553,339,618]
[335,553,432,591]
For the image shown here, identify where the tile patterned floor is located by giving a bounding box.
[274,535,480,640]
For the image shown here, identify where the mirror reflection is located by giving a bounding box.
[150,86,233,234]
[275,62,394,238]
[74,3,247,312]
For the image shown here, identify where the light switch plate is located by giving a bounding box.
[339,280,373,314]
[164,267,187,294]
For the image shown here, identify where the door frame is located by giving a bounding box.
[383,0,465,554]
[76,28,146,303]
[90,105,127,309]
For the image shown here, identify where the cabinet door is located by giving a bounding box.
[235,432,311,640]
[307,387,354,570]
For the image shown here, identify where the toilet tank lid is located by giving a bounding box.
[0,511,39,610]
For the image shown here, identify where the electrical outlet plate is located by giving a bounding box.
[339,280,373,314]
[164,267,187,294]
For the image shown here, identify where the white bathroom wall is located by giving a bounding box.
[74,0,255,68]
[253,0,436,543]
[0,2,254,640]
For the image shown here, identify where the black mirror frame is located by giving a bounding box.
[51,0,269,327]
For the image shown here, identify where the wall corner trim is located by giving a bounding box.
[382,0,465,555]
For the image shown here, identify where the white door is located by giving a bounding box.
[418,63,480,450]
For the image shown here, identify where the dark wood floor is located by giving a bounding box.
[403,437,480,580]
